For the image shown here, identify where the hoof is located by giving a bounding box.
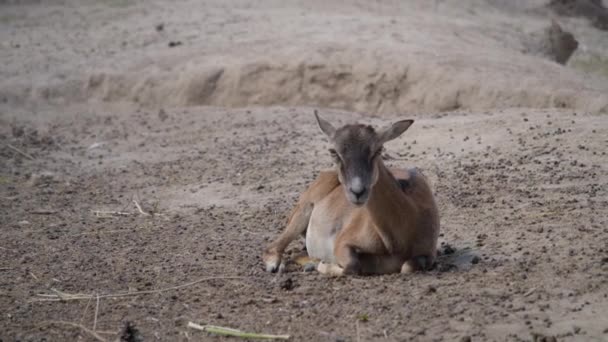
[263,252,281,273]
[317,261,344,276]
[400,262,414,274]
[401,256,432,274]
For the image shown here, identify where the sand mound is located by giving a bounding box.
[1,0,608,115]
[13,48,607,116]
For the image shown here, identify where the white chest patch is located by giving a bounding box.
[305,207,340,263]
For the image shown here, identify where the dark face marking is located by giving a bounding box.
[330,124,382,206]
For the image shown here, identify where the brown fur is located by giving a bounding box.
[263,114,440,276]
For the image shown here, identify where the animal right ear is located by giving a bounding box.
[314,110,336,139]
[378,119,414,144]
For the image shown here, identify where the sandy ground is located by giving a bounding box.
[1,1,608,341]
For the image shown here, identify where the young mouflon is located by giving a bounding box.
[263,111,440,276]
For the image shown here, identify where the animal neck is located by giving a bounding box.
[364,161,415,252]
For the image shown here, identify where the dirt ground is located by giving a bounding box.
[1,1,608,342]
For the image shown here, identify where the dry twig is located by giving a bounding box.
[92,198,164,218]
[188,322,290,340]
[133,200,150,216]
[69,229,126,237]
[524,287,537,297]
[79,296,93,325]
[33,276,244,302]
[42,321,108,342]
[93,293,100,331]
[92,210,132,218]
[5,143,35,160]
[31,209,58,215]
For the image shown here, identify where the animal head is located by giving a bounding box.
[314,110,413,206]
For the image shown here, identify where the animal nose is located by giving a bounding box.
[350,187,367,199]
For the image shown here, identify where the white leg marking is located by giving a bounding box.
[264,254,281,273]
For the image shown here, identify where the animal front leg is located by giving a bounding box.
[333,227,401,275]
[333,241,362,275]
[262,202,313,272]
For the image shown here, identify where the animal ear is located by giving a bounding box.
[378,119,414,144]
[314,110,336,139]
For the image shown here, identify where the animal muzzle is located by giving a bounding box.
[346,177,369,205]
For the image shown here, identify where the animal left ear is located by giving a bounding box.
[378,119,414,144]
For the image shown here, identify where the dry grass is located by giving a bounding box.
[571,54,608,79]
[32,276,245,302]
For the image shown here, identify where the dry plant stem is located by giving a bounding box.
[31,209,58,215]
[133,200,150,216]
[5,143,35,160]
[356,320,360,342]
[48,288,90,300]
[42,321,108,342]
[93,293,100,331]
[92,210,131,217]
[79,296,93,325]
[187,322,290,340]
[69,229,126,237]
[95,330,117,335]
[33,276,245,302]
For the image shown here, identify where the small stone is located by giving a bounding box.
[415,328,426,335]
[120,321,143,342]
[280,277,295,291]
[11,124,24,137]
[158,108,168,121]
[303,263,316,272]
[173,316,188,327]
[442,244,456,255]
[438,263,457,273]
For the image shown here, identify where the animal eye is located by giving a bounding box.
[329,149,341,163]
